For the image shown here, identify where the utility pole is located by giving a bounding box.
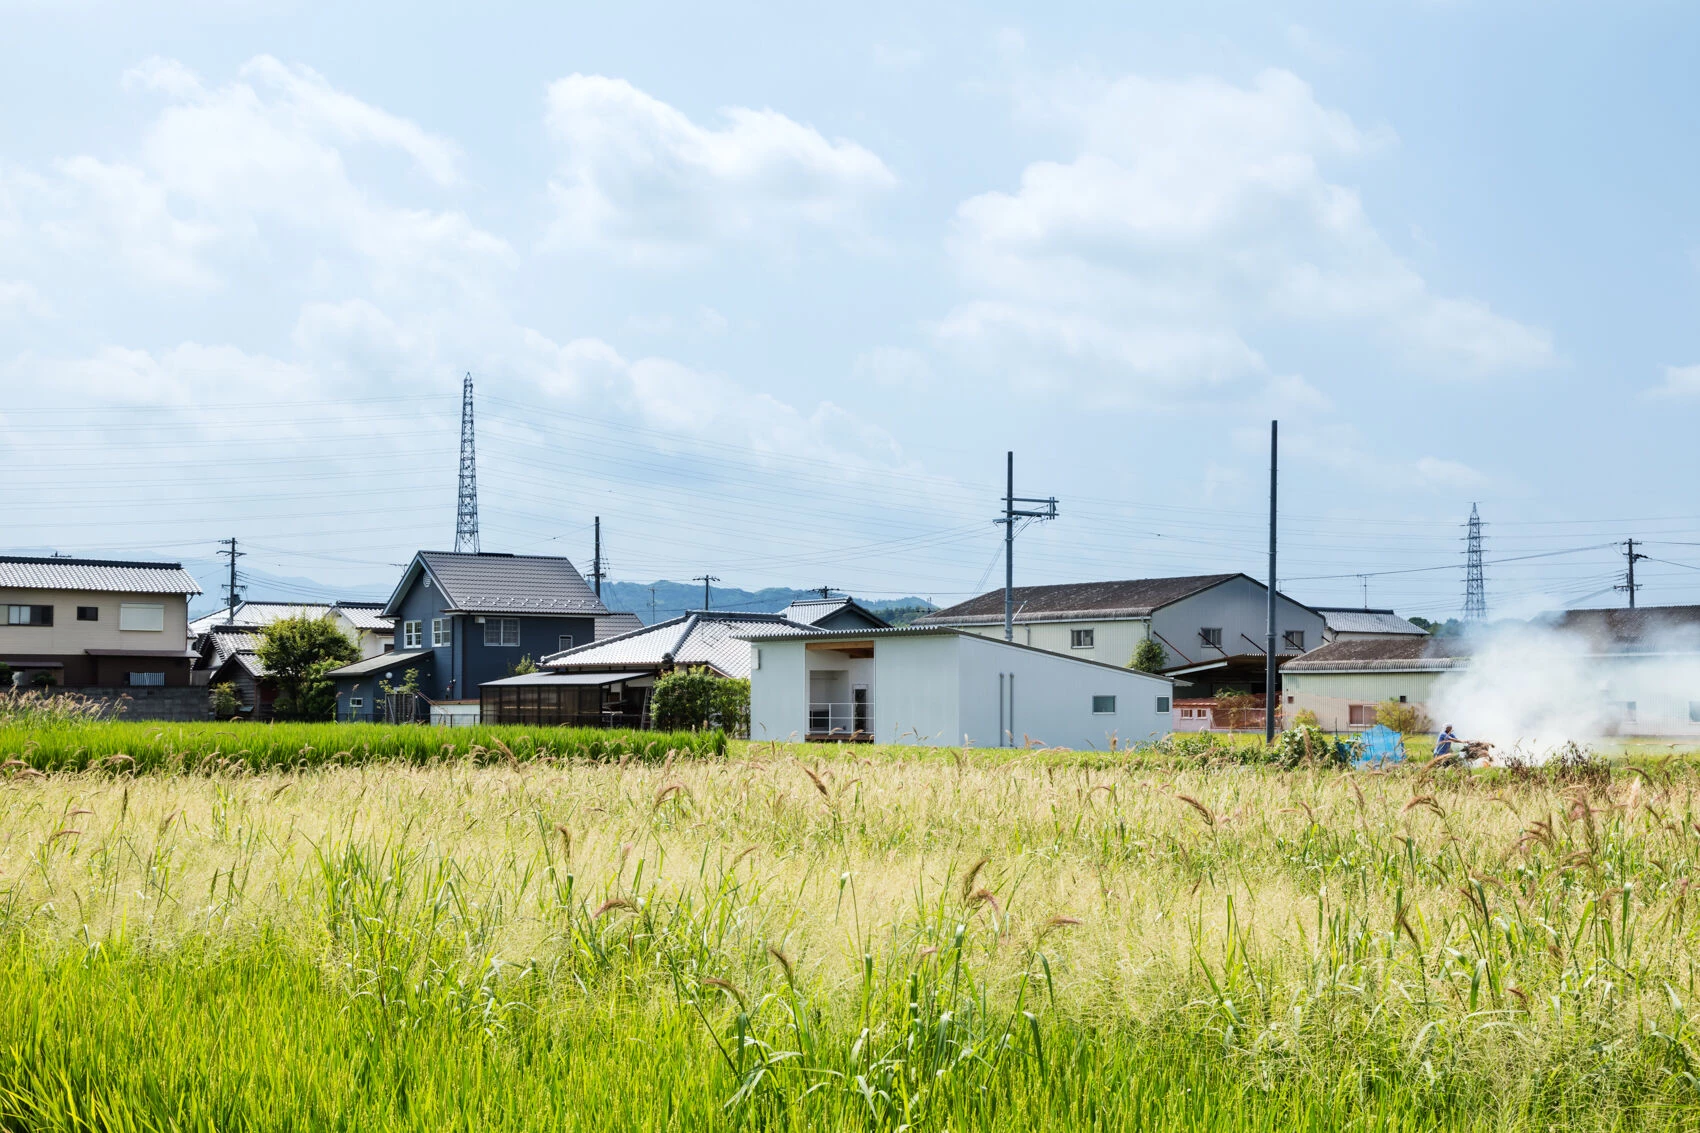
[1358,574,1369,608]
[1463,504,1487,622]
[693,575,720,611]
[455,373,481,553]
[218,537,244,623]
[1618,538,1648,608]
[590,517,605,599]
[996,451,1059,642]
[816,586,834,599]
[648,586,658,623]
[1265,421,1278,744]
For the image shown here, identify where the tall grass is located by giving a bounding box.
[3,751,1700,1128]
[0,719,725,772]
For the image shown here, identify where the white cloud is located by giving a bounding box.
[543,74,896,261]
[18,56,507,291]
[938,68,1553,408]
[1414,455,1487,490]
[0,279,51,318]
[872,43,927,70]
[1646,364,1700,399]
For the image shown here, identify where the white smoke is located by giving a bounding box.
[1427,620,1700,761]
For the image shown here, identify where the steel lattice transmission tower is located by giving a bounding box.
[454,373,481,553]
[1463,502,1487,622]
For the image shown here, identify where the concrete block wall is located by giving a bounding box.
[74,686,211,722]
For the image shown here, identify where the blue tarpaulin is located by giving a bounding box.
[1354,725,1406,768]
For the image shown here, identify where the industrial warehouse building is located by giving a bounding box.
[746,626,1174,749]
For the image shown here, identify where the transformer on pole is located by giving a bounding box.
[455,373,480,553]
[996,451,1059,642]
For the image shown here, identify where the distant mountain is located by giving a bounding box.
[597,581,934,626]
[178,557,393,617]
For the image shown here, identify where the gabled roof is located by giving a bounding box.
[0,555,201,596]
[779,596,891,628]
[540,611,820,679]
[326,649,435,679]
[1282,635,1470,673]
[596,612,646,640]
[1314,608,1429,637]
[197,627,265,669]
[1538,605,1700,648]
[190,602,334,635]
[334,602,395,631]
[385,551,609,618]
[917,574,1243,626]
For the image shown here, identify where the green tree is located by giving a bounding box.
[649,668,748,736]
[1375,698,1432,736]
[256,615,358,721]
[1130,637,1168,673]
[210,682,240,719]
[509,654,537,676]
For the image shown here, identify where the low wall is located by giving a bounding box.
[71,687,210,722]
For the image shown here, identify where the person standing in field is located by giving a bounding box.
[1434,724,1464,758]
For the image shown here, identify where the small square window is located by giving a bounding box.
[1070,628,1095,649]
[349,697,364,709]
[1398,695,1408,703]
[1283,630,1305,651]
[485,618,520,647]
[1156,696,1171,713]
[1092,695,1116,714]
[1199,627,1223,649]
[77,606,99,622]
[558,634,575,652]
[1348,704,1375,728]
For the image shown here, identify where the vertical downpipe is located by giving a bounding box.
[1009,673,1016,748]
[999,673,1006,748]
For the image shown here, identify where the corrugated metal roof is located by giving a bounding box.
[0,556,201,596]
[326,649,435,678]
[542,612,820,678]
[1315,608,1428,636]
[1282,636,1469,673]
[916,574,1241,625]
[596,612,646,640]
[405,552,609,617]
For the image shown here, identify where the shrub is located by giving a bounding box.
[1273,722,1353,769]
[1291,707,1320,729]
[1375,699,1432,736]
[29,671,56,689]
[210,683,240,720]
[0,662,11,688]
[1212,690,1256,730]
[650,669,750,736]
[1130,638,1168,673]
[257,615,358,721]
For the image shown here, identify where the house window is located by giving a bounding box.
[558,634,575,652]
[349,697,364,710]
[1283,630,1305,651]
[1092,695,1116,714]
[1622,701,1638,723]
[1200,627,1223,649]
[431,618,452,647]
[1071,628,1095,649]
[1156,696,1171,713]
[486,618,520,647]
[1347,703,1376,728]
[7,604,53,626]
[128,672,164,687]
[118,603,164,632]
[77,606,99,622]
[402,620,422,649]
[1691,702,1700,724]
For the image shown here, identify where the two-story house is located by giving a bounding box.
[330,551,609,721]
[0,555,203,715]
[915,573,1325,700]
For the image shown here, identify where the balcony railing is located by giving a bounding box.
[808,700,872,737]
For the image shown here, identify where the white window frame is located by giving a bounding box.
[1283,629,1305,651]
[349,697,365,710]
[402,620,423,649]
[432,617,452,647]
[118,603,164,632]
[1070,628,1095,649]
[1091,695,1116,715]
[1200,627,1223,649]
[485,618,520,647]
[558,634,575,652]
[1156,696,1171,713]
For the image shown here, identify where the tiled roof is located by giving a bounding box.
[201,629,265,667]
[0,556,201,596]
[398,552,609,617]
[334,603,395,631]
[1315,608,1429,637]
[190,602,334,635]
[916,574,1241,626]
[542,612,820,678]
[596,612,646,640]
[1282,636,1469,673]
[779,597,890,628]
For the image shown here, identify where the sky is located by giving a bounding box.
[2,0,1697,620]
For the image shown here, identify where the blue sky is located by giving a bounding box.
[2,0,1697,618]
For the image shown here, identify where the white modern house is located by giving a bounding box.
[745,626,1174,750]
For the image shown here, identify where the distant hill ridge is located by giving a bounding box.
[598,581,935,626]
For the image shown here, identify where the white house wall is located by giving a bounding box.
[953,618,1151,667]
[749,640,810,742]
[1150,576,1324,669]
[956,634,1172,751]
[871,634,962,745]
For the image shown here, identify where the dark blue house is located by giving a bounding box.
[330,551,608,721]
